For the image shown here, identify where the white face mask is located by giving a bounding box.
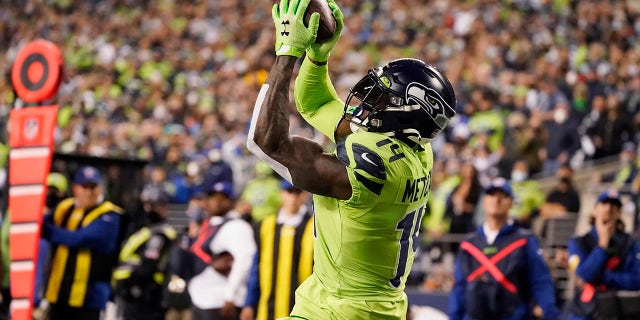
[208,149,222,162]
[474,158,491,171]
[511,170,528,182]
[553,109,568,123]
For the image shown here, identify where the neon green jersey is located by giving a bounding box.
[310,131,433,300]
[291,59,434,319]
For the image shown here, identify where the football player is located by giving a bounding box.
[247,0,456,318]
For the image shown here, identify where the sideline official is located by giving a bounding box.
[114,187,177,320]
[449,178,558,320]
[241,180,314,320]
[42,166,123,320]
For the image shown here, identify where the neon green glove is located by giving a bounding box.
[306,0,344,63]
[272,0,319,58]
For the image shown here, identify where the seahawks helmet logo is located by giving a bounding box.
[406,82,453,129]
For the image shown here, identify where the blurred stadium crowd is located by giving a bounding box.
[1,0,640,315]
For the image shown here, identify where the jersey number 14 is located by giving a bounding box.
[390,205,425,288]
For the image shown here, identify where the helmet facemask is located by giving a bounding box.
[343,67,398,133]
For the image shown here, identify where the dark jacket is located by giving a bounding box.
[449,222,559,320]
[567,227,640,320]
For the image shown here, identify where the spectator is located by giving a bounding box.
[173,160,205,204]
[471,145,501,188]
[240,161,282,222]
[187,181,256,320]
[467,88,504,153]
[445,161,483,236]
[185,192,207,239]
[567,191,640,320]
[541,164,581,218]
[449,178,558,320]
[515,113,548,176]
[578,94,606,160]
[240,180,313,320]
[142,166,177,202]
[508,160,545,229]
[41,166,124,320]
[587,95,634,160]
[113,186,177,320]
[200,144,235,196]
[541,101,581,176]
[612,142,639,188]
[424,159,463,240]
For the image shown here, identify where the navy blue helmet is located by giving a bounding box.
[343,58,456,146]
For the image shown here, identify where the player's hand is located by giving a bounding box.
[595,216,614,248]
[272,0,319,57]
[307,0,344,62]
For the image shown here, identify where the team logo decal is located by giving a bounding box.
[406,82,453,128]
[280,20,290,36]
[379,76,391,88]
[83,166,97,179]
[23,117,40,140]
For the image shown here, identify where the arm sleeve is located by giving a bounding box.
[48,212,121,253]
[41,212,53,240]
[33,239,50,306]
[448,255,467,320]
[244,252,260,308]
[525,236,559,320]
[218,221,257,304]
[601,240,640,290]
[294,57,345,142]
[167,235,194,280]
[568,239,607,283]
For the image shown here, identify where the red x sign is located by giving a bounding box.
[460,238,528,294]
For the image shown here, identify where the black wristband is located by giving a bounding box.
[307,56,328,66]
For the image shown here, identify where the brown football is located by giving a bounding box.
[303,0,337,44]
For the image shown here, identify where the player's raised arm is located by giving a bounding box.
[247,0,352,200]
[294,0,345,142]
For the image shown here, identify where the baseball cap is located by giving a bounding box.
[74,166,101,185]
[207,181,235,199]
[141,186,171,205]
[596,190,622,207]
[485,177,514,198]
[281,179,302,193]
